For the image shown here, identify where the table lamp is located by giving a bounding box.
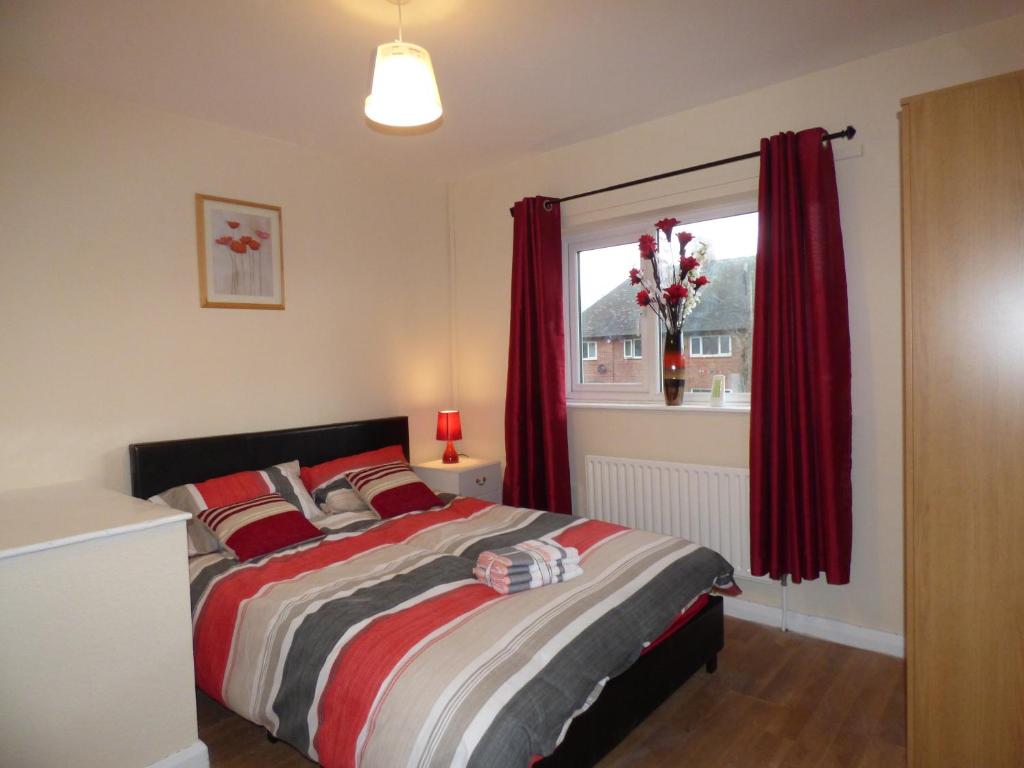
[436,409,462,464]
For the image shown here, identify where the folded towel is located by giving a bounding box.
[474,560,580,586]
[473,563,583,594]
[474,539,582,594]
[476,540,579,573]
[476,555,580,579]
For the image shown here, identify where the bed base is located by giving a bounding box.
[535,594,724,768]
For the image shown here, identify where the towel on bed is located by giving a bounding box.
[474,539,581,594]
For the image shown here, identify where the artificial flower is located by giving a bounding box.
[248,240,261,250]
[664,282,689,305]
[214,236,232,245]
[229,239,247,254]
[655,217,679,239]
[677,231,694,249]
[680,255,700,274]
[226,220,241,229]
[638,234,657,258]
[255,230,270,240]
[692,275,709,288]
[635,289,651,306]
[240,236,254,245]
[629,267,642,285]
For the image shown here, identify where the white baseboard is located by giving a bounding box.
[723,596,905,658]
[147,740,209,768]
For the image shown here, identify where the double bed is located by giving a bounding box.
[130,417,735,768]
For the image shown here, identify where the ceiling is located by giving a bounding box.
[2,0,1020,180]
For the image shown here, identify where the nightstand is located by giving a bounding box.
[412,458,502,503]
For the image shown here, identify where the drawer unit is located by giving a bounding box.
[412,458,502,504]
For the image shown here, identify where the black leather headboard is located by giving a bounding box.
[129,416,410,499]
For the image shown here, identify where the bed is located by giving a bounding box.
[130,416,733,768]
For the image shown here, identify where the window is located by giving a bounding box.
[689,334,732,358]
[574,241,645,386]
[565,202,756,404]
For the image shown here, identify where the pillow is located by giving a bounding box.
[301,445,407,515]
[195,493,322,562]
[345,460,443,520]
[150,459,320,556]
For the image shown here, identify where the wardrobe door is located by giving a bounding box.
[901,70,1024,767]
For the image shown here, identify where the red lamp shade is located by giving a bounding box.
[436,410,462,463]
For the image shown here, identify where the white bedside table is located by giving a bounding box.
[412,458,502,503]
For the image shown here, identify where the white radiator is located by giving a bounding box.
[584,454,767,582]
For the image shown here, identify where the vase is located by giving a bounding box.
[662,327,685,406]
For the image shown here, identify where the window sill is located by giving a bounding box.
[567,401,750,414]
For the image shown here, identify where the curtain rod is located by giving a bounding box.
[508,125,856,216]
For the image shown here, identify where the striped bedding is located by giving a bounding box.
[189,497,737,768]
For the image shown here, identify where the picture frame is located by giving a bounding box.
[195,194,284,309]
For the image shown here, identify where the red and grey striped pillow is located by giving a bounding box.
[300,445,407,516]
[345,461,443,520]
[195,493,322,562]
[149,460,320,556]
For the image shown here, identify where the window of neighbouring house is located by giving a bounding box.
[689,334,732,357]
[565,202,756,404]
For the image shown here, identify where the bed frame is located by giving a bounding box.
[129,416,724,768]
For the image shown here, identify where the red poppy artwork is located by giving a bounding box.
[196,194,284,309]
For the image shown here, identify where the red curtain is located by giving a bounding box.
[503,197,572,514]
[750,129,852,584]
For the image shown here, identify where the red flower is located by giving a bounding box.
[680,255,700,273]
[214,236,232,246]
[629,267,642,285]
[655,217,679,239]
[692,275,709,288]
[240,236,254,245]
[248,240,261,250]
[663,282,689,305]
[638,234,657,259]
[226,220,241,229]
[255,229,270,240]
[677,231,694,249]
[635,289,651,306]
[229,239,247,254]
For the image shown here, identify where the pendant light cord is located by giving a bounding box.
[397,0,403,42]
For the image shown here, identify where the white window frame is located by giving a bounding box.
[623,337,642,359]
[581,340,598,361]
[689,334,733,358]
[564,195,754,405]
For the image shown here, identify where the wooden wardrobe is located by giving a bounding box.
[901,70,1024,767]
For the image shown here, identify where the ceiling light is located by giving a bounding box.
[364,0,442,128]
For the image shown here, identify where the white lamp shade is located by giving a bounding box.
[364,41,443,127]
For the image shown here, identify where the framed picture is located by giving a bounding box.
[196,194,284,309]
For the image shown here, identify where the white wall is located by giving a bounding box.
[0,71,454,493]
[449,14,1024,635]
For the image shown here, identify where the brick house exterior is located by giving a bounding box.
[580,256,754,392]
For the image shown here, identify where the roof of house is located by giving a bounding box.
[581,256,754,339]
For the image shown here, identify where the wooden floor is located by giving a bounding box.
[197,616,906,768]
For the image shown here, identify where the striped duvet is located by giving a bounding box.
[189,497,736,768]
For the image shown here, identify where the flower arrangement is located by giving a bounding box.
[630,217,710,333]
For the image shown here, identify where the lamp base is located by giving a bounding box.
[442,441,459,464]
